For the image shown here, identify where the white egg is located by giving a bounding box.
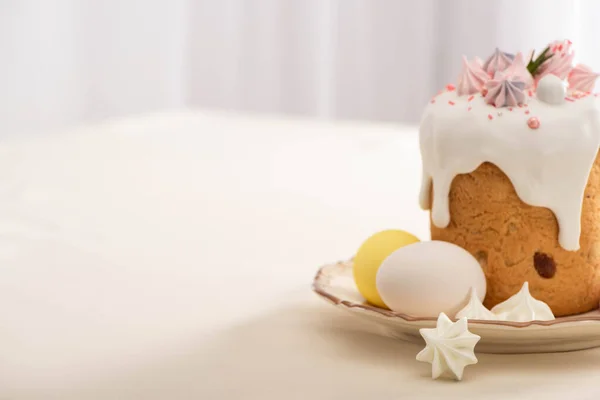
[376,241,486,317]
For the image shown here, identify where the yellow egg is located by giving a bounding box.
[353,230,420,308]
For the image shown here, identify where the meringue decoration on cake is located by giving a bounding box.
[482,48,514,76]
[503,52,534,89]
[536,74,567,104]
[568,64,600,93]
[484,72,528,107]
[375,241,486,318]
[536,39,575,81]
[455,288,496,320]
[457,56,490,96]
[416,313,480,381]
[491,282,555,322]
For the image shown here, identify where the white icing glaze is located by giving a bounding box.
[417,313,480,381]
[420,90,600,250]
[491,282,555,322]
[455,287,496,320]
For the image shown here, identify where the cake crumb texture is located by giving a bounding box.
[430,156,600,317]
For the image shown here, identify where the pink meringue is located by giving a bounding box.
[457,56,490,95]
[549,39,573,56]
[504,52,534,89]
[484,72,527,108]
[537,40,575,80]
[568,64,599,93]
[482,48,514,75]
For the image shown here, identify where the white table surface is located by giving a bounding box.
[1,110,599,399]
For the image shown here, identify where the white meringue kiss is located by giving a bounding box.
[491,282,555,322]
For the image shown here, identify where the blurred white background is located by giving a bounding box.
[1,0,599,136]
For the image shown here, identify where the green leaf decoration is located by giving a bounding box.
[527,47,553,76]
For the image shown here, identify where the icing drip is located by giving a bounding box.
[503,52,534,89]
[457,56,490,96]
[568,64,599,93]
[491,282,555,322]
[482,48,514,75]
[484,72,527,107]
[419,90,600,250]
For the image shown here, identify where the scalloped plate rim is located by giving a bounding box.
[312,259,600,329]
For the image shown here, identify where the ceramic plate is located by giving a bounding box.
[312,259,600,354]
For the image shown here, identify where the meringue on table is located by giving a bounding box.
[417,313,480,381]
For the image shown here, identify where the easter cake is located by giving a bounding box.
[419,40,600,317]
